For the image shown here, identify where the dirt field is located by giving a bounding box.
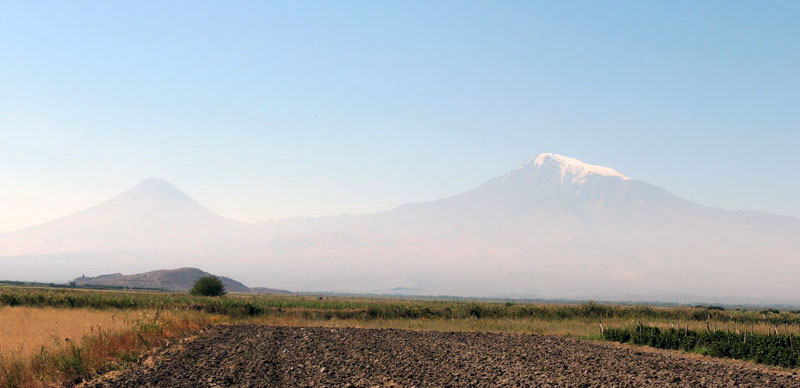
[83,325,800,388]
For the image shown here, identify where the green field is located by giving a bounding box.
[2,285,800,326]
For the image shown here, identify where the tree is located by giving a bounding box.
[190,276,226,296]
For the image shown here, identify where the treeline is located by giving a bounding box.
[603,325,800,368]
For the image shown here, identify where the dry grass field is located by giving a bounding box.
[0,305,214,388]
[0,307,141,358]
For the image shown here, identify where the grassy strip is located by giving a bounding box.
[603,324,800,368]
[3,287,800,325]
[0,310,214,388]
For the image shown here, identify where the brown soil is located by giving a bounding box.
[82,325,800,387]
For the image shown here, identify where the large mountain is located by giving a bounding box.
[2,154,798,303]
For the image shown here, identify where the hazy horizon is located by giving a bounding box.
[3,153,799,305]
[2,2,800,304]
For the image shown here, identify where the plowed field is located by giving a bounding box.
[83,325,800,387]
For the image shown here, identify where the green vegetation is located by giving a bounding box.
[0,279,163,291]
[2,287,800,325]
[694,304,725,311]
[190,276,226,297]
[603,324,800,368]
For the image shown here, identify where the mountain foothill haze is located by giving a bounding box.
[1,153,798,304]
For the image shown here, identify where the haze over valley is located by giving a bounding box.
[2,153,798,304]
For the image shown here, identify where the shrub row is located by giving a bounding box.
[603,325,800,368]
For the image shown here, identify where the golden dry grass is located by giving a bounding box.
[0,306,143,358]
[0,307,215,388]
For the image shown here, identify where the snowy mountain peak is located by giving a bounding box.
[530,153,630,183]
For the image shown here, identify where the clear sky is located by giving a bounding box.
[1,1,798,233]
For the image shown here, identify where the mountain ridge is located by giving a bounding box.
[2,156,798,234]
[2,154,799,303]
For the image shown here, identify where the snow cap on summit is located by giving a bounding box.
[530,153,630,183]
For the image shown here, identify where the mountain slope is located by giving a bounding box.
[247,153,800,301]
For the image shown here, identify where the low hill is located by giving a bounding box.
[72,267,251,293]
[251,287,292,295]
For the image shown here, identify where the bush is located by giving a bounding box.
[695,304,725,311]
[190,276,226,297]
[603,324,800,368]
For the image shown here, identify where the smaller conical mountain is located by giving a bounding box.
[0,178,251,256]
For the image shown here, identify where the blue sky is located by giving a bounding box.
[1,1,798,232]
